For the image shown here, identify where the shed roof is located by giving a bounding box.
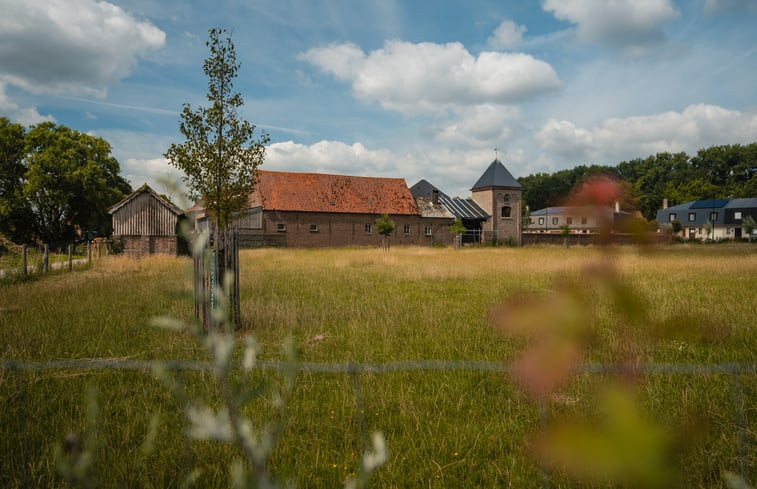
[409,179,488,220]
[471,159,521,190]
[251,170,419,215]
[108,183,183,216]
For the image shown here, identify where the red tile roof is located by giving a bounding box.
[251,170,419,215]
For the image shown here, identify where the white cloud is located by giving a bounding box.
[535,103,757,164]
[0,0,165,97]
[123,157,186,202]
[266,140,397,176]
[488,20,527,49]
[299,40,560,114]
[0,82,55,125]
[434,104,520,147]
[542,0,679,51]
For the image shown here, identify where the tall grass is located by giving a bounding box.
[1,245,755,487]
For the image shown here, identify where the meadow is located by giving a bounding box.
[1,244,755,488]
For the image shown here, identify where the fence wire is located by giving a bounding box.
[2,358,755,487]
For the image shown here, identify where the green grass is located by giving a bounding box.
[1,245,756,487]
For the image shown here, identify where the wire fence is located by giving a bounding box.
[2,357,755,487]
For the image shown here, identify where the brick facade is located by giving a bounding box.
[253,211,454,248]
[121,235,178,256]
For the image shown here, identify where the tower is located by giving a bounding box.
[471,159,523,244]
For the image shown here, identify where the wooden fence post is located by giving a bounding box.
[42,244,49,273]
[68,244,73,272]
[21,245,27,276]
[87,242,92,263]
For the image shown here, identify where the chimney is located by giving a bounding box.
[663,198,668,209]
[432,189,439,205]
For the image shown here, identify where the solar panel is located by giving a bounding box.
[690,199,728,209]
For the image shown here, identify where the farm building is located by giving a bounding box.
[226,170,456,247]
[108,183,185,256]
[187,159,523,248]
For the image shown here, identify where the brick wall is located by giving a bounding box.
[121,235,178,256]
[255,211,455,248]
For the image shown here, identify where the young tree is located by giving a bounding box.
[165,28,269,235]
[375,214,395,251]
[449,218,466,249]
[165,28,268,329]
[743,215,756,243]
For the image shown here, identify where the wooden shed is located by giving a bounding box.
[108,184,184,256]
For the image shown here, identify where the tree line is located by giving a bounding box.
[519,143,757,220]
[0,118,132,247]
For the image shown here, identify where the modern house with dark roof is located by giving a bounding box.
[656,198,757,240]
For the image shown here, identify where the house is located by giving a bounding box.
[233,170,455,248]
[656,198,757,240]
[108,183,185,256]
[525,202,634,234]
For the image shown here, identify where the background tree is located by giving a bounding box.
[743,215,756,242]
[164,28,268,235]
[375,214,395,251]
[0,120,130,246]
[0,117,32,243]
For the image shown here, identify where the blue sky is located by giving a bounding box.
[2,0,757,201]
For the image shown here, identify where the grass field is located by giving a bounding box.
[1,244,756,487]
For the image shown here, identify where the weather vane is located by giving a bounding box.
[494,147,499,160]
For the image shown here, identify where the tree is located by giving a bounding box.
[0,118,32,243]
[0,120,130,246]
[375,214,395,251]
[165,28,268,329]
[449,218,466,248]
[164,28,269,234]
[743,215,756,243]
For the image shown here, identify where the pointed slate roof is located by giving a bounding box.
[471,159,521,190]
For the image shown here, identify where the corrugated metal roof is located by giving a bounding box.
[252,170,419,215]
[409,179,489,219]
[471,159,522,190]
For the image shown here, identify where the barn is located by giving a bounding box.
[108,183,185,256]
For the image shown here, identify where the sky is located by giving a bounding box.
[2,0,757,202]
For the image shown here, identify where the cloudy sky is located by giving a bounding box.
[2,0,756,200]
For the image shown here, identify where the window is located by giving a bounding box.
[669,213,677,222]
[309,224,318,232]
[538,217,545,225]
[501,206,512,218]
[552,217,558,225]
[424,225,432,236]
[709,212,718,222]
[735,211,742,220]
[566,217,573,225]
[503,193,510,203]
[276,223,286,232]
[403,224,410,234]
[688,212,696,222]
[364,223,372,234]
